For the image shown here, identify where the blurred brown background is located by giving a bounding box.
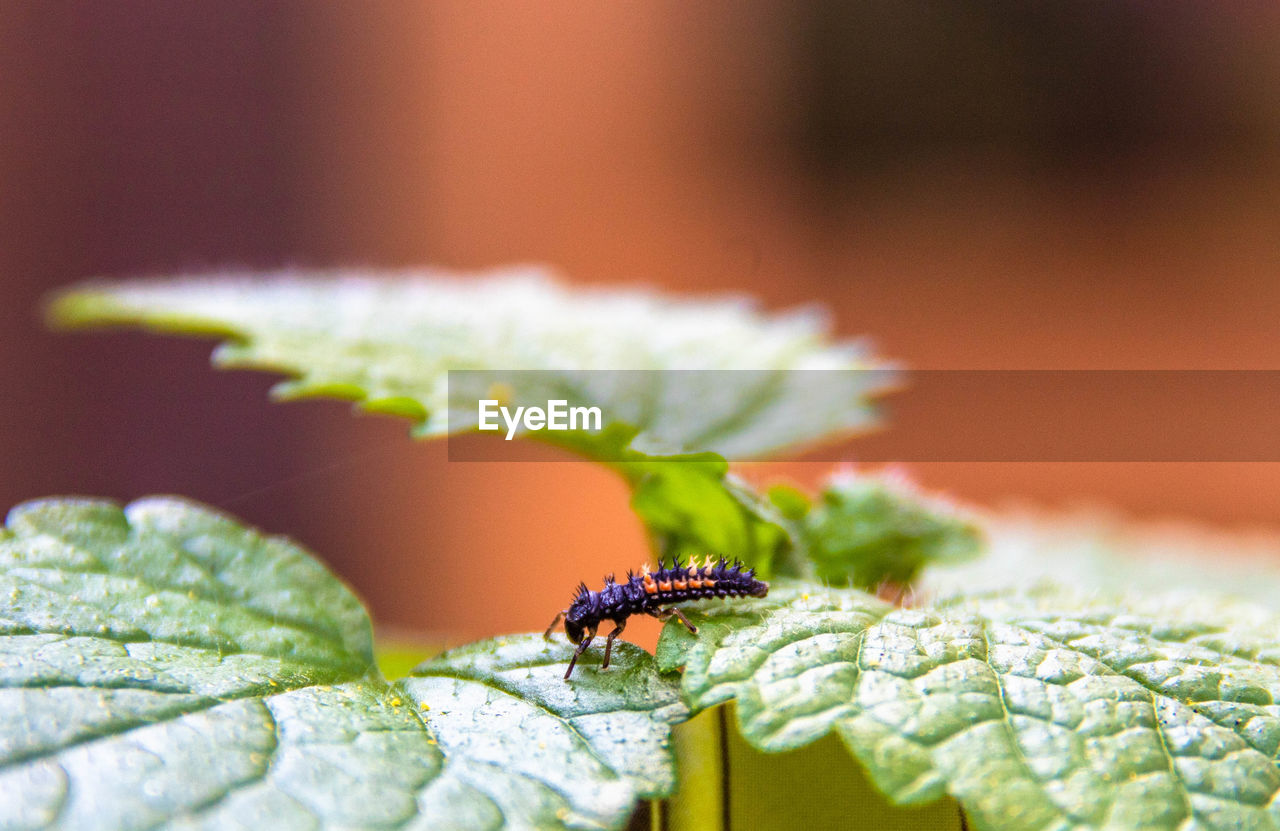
[3,1,1280,643]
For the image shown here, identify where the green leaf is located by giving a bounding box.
[788,471,983,589]
[659,581,1280,831]
[926,508,1280,611]
[402,636,686,830]
[0,496,683,830]
[49,270,888,453]
[0,497,374,676]
[49,270,891,569]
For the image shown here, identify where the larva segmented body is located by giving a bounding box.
[544,555,769,680]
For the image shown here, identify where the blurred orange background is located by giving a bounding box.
[4,2,1280,644]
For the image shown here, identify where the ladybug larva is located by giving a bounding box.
[544,555,769,680]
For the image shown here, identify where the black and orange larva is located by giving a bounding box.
[544,555,769,680]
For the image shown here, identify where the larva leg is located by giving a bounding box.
[669,607,698,634]
[651,606,698,635]
[543,610,567,641]
[564,626,596,680]
[601,619,627,670]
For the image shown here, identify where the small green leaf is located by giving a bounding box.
[0,497,683,830]
[766,484,811,521]
[790,472,983,589]
[615,454,793,576]
[49,270,891,568]
[660,581,1280,831]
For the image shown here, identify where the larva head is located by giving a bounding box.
[742,566,769,597]
[563,583,596,644]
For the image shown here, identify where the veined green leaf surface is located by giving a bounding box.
[658,581,1280,831]
[49,269,892,571]
[0,497,682,830]
[49,268,890,455]
[0,497,373,676]
[403,636,686,830]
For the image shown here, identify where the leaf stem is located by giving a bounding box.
[719,705,731,831]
